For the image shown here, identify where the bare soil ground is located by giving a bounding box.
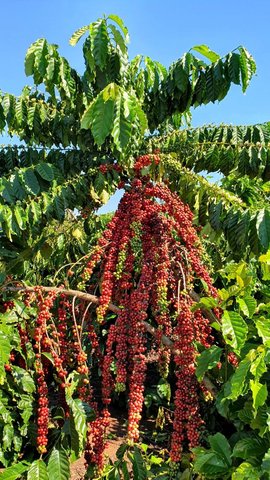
[70,413,127,480]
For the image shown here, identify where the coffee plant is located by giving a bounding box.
[0,12,270,480]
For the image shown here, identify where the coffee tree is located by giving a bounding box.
[0,14,270,480]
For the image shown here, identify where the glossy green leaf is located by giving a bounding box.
[232,462,262,480]
[237,296,256,318]
[232,436,268,460]
[68,398,94,454]
[35,163,54,182]
[250,379,268,416]
[192,45,220,63]
[196,345,222,381]
[111,90,131,152]
[250,351,267,381]
[47,447,70,480]
[222,310,248,352]
[256,317,270,346]
[11,366,36,393]
[209,433,232,467]
[27,460,49,480]
[239,47,256,92]
[69,25,89,46]
[228,355,251,400]
[193,450,230,477]
[2,424,14,450]
[90,19,109,70]
[262,448,270,475]
[24,169,40,195]
[256,209,270,251]
[157,379,171,402]
[0,462,29,480]
[81,84,116,145]
[131,446,148,480]
[108,14,129,42]
[0,334,11,366]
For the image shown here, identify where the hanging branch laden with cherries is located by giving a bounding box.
[1,153,224,472]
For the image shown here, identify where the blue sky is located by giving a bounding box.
[0,0,269,127]
[0,0,269,211]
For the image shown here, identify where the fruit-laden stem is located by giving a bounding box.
[3,285,218,397]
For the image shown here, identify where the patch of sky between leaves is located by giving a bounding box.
[97,171,222,215]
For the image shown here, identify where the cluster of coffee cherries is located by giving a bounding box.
[99,163,122,175]
[2,153,221,467]
[80,154,218,461]
[2,289,98,458]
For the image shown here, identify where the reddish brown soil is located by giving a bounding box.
[71,414,127,480]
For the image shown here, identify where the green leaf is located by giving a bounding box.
[228,53,241,85]
[35,163,54,182]
[232,436,268,460]
[192,296,218,311]
[0,334,11,365]
[81,84,116,145]
[47,447,70,480]
[25,43,36,76]
[209,433,232,467]
[250,351,267,381]
[3,424,14,450]
[40,242,53,259]
[259,250,270,280]
[262,448,270,475]
[116,443,129,460]
[13,173,26,201]
[69,25,89,46]
[0,462,29,480]
[90,19,109,70]
[228,355,251,400]
[256,317,270,346]
[11,366,36,393]
[18,394,34,426]
[108,14,129,42]
[157,379,171,401]
[0,333,11,383]
[24,169,40,195]
[108,24,127,55]
[192,45,220,63]
[222,310,248,352]
[250,379,268,416]
[131,446,148,480]
[232,462,262,480]
[111,90,131,152]
[0,399,12,424]
[256,209,270,251]
[68,398,94,454]
[172,57,190,93]
[196,345,222,381]
[193,451,230,477]
[27,460,49,480]
[239,295,256,318]
[13,206,26,230]
[239,47,256,92]
[120,461,130,480]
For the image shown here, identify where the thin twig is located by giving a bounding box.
[80,302,93,342]
[71,296,82,350]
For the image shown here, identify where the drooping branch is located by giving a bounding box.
[4,285,220,325]
[3,284,218,397]
[5,285,120,315]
